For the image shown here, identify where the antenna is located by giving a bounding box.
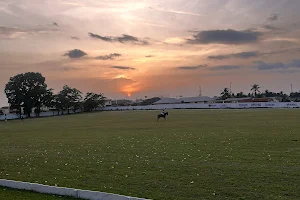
[229,82,232,95]
[291,84,293,93]
[199,85,202,96]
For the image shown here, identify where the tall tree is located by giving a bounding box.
[83,92,105,112]
[5,72,50,117]
[53,94,65,115]
[34,89,54,116]
[251,84,261,97]
[58,85,82,114]
[220,88,231,100]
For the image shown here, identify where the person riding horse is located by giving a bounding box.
[157,109,168,121]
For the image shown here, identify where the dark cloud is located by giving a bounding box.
[262,25,281,31]
[177,65,207,70]
[88,32,149,45]
[111,66,135,70]
[208,48,300,60]
[288,60,300,68]
[254,61,285,70]
[145,55,153,57]
[0,26,59,39]
[64,49,87,59]
[254,60,300,70]
[71,36,80,40]
[95,53,121,60]
[267,14,279,22]
[208,51,259,60]
[209,65,241,71]
[52,22,58,27]
[187,29,261,44]
[63,66,78,71]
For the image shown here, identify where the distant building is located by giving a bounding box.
[135,99,144,104]
[0,106,10,115]
[223,97,252,103]
[179,96,217,104]
[153,96,217,105]
[104,99,112,106]
[153,98,181,105]
[112,99,134,106]
[224,97,281,103]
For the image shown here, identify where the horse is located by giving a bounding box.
[157,112,168,121]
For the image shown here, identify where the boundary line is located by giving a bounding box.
[0,179,148,200]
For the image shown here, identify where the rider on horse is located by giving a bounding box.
[161,109,165,115]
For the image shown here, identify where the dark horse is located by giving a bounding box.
[157,112,168,121]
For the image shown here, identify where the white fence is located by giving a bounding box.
[0,110,78,121]
[1,102,299,121]
[103,102,300,111]
[0,179,147,200]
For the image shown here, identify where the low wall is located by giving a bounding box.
[0,179,147,200]
[103,102,300,111]
[1,102,299,121]
[0,110,79,121]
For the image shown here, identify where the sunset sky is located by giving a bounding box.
[1,0,300,106]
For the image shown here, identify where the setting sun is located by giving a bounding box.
[127,93,131,97]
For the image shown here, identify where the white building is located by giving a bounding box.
[153,96,217,105]
[104,99,112,106]
[0,106,10,115]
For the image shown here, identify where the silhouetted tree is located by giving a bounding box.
[235,92,247,98]
[220,88,231,100]
[58,85,82,114]
[251,84,260,97]
[5,72,50,117]
[83,92,105,112]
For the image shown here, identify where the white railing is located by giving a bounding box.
[103,102,300,111]
[1,102,299,121]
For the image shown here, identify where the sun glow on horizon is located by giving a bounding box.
[115,74,127,79]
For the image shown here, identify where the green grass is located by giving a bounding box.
[0,186,78,200]
[0,109,300,200]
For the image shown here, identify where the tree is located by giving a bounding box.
[220,88,231,100]
[34,89,54,116]
[5,72,50,117]
[53,94,65,115]
[83,92,105,112]
[58,85,82,114]
[235,92,247,98]
[251,84,260,97]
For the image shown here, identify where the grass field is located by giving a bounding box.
[0,109,300,200]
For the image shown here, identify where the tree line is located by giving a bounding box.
[220,84,300,101]
[4,72,105,117]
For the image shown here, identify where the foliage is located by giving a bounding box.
[4,72,51,117]
[57,85,82,114]
[83,92,105,112]
[251,84,261,97]
[234,92,247,98]
[220,88,231,100]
